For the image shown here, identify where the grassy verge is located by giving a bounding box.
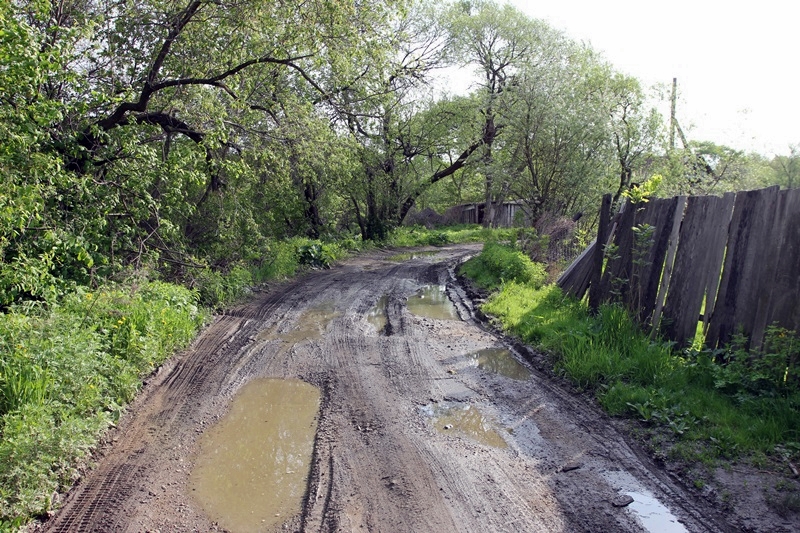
[0,282,205,528]
[462,250,800,468]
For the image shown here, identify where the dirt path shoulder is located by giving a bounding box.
[39,245,733,532]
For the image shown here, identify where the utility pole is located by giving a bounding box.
[670,78,677,151]
[669,78,689,151]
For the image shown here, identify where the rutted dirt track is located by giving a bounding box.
[42,245,731,532]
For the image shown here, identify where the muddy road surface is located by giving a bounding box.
[42,245,729,532]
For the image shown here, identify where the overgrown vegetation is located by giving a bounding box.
[462,249,800,468]
[0,283,204,528]
[459,242,547,290]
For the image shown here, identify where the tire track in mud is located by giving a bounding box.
[42,245,731,533]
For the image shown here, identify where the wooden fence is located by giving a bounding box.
[558,186,800,349]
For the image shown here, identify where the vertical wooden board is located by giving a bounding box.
[761,188,800,340]
[589,194,612,312]
[628,197,678,325]
[661,195,733,346]
[650,196,687,338]
[600,200,636,305]
[707,186,781,348]
[557,239,596,299]
[701,192,736,333]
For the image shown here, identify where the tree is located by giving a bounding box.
[444,0,551,226]
[339,1,486,240]
[771,145,800,189]
[604,73,663,205]
[3,0,409,288]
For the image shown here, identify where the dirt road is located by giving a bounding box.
[41,245,729,532]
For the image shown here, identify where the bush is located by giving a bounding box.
[0,282,204,524]
[459,242,547,290]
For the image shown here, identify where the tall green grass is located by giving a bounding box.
[459,242,547,290]
[473,264,800,465]
[0,283,204,527]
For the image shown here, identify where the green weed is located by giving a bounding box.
[470,253,800,467]
[459,243,547,291]
[0,282,204,525]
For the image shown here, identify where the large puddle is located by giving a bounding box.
[407,285,460,321]
[190,378,321,532]
[420,402,507,448]
[466,348,531,381]
[367,295,389,332]
[257,301,339,344]
[602,470,688,533]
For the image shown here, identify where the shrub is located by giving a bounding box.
[459,242,547,290]
[0,282,204,524]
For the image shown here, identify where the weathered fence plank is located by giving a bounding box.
[661,194,735,347]
[756,188,800,344]
[707,186,781,348]
[700,192,736,334]
[588,194,612,312]
[650,196,687,338]
[627,197,679,325]
[556,239,596,298]
[599,200,637,304]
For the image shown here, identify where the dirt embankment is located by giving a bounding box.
[36,245,791,532]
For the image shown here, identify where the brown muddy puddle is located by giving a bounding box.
[367,295,389,332]
[386,250,438,262]
[256,301,339,344]
[407,285,459,321]
[420,402,507,448]
[466,348,531,381]
[190,378,321,533]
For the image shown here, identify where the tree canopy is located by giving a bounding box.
[0,0,793,307]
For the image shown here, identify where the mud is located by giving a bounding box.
[190,378,320,532]
[37,244,778,532]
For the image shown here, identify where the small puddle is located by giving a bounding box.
[257,301,339,343]
[190,378,321,533]
[407,285,459,321]
[367,295,389,332]
[467,348,531,381]
[387,250,438,262]
[420,402,507,448]
[602,470,688,533]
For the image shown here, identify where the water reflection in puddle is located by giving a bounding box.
[602,470,688,533]
[420,402,507,448]
[407,285,459,321]
[367,295,389,333]
[190,378,321,533]
[387,250,438,262]
[467,348,530,381]
[257,301,339,343]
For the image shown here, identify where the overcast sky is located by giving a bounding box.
[506,0,799,156]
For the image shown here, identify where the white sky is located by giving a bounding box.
[506,0,799,156]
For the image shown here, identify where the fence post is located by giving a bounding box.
[589,194,612,314]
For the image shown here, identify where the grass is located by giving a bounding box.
[0,283,205,528]
[459,242,547,291]
[465,244,800,466]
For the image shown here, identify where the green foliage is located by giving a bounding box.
[475,281,800,464]
[0,283,204,524]
[709,327,799,399]
[459,243,547,290]
[193,266,253,309]
[298,243,335,269]
[622,175,663,204]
